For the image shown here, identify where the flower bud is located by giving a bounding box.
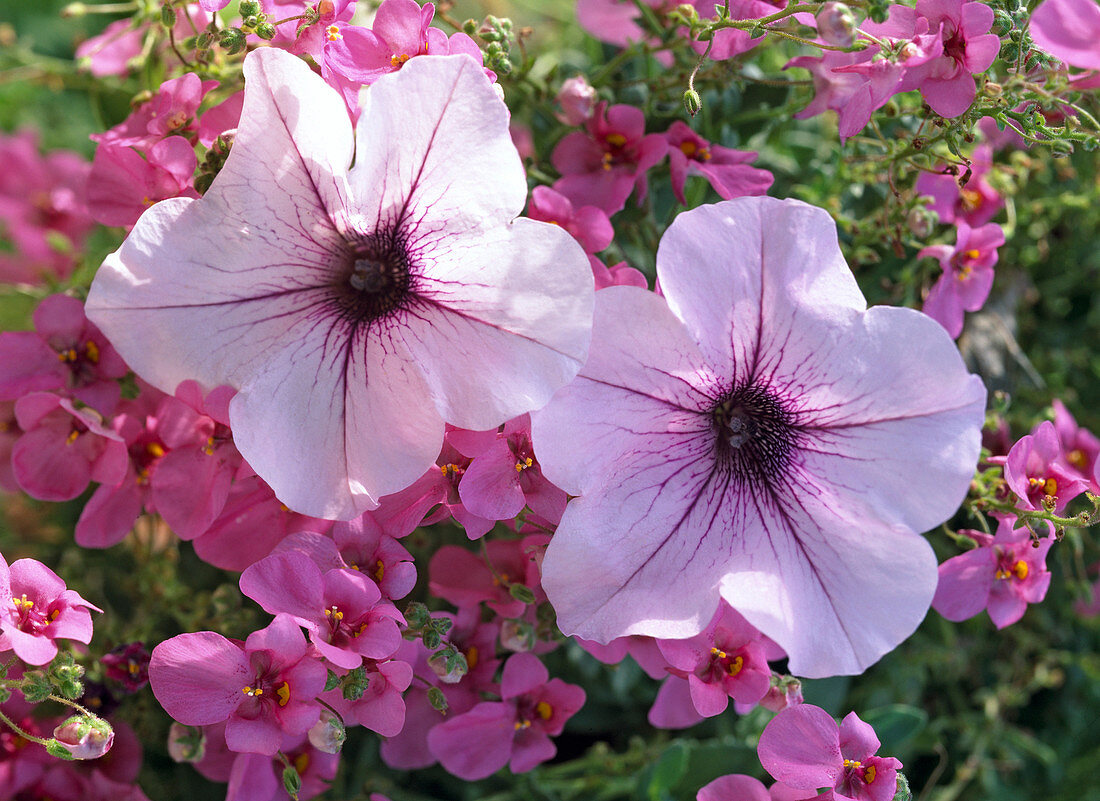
[238,0,261,16]
[160,5,176,27]
[683,89,702,118]
[816,2,856,47]
[167,723,206,763]
[52,714,114,760]
[906,207,936,239]
[500,618,536,652]
[282,765,302,797]
[428,649,469,684]
[254,23,277,40]
[219,28,247,55]
[427,686,448,713]
[308,709,347,754]
[554,76,597,126]
[760,674,803,712]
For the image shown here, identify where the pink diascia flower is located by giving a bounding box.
[933,516,1054,628]
[148,614,328,755]
[427,652,586,779]
[554,75,598,126]
[1031,0,1100,71]
[697,774,818,801]
[86,49,593,519]
[759,704,901,801]
[0,554,101,665]
[863,0,999,118]
[915,146,1002,227]
[533,197,986,677]
[918,221,1004,338]
[1003,420,1092,512]
[665,121,773,206]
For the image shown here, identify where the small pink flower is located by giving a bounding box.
[527,186,613,255]
[427,652,585,779]
[918,221,1004,338]
[429,536,549,619]
[589,256,649,290]
[697,774,818,801]
[933,516,1054,628]
[1004,420,1091,512]
[1052,400,1100,490]
[915,146,1002,226]
[52,715,115,760]
[551,101,668,215]
[322,657,413,736]
[665,121,773,206]
[101,642,152,692]
[149,614,328,755]
[759,704,901,801]
[91,74,217,149]
[785,48,903,142]
[0,554,102,665]
[87,138,199,229]
[554,76,598,125]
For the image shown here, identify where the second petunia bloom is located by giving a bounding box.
[86,48,593,520]
[533,197,986,678]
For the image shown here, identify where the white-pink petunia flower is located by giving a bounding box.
[532,197,986,678]
[86,48,593,519]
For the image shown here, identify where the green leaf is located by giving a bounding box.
[646,741,690,801]
[861,705,929,752]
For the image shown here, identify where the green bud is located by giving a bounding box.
[683,89,702,117]
[893,772,912,801]
[243,14,260,28]
[0,686,10,704]
[508,583,537,604]
[46,740,76,760]
[196,31,214,50]
[404,601,430,628]
[427,686,448,713]
[323,669,341,693]
[422,629,442,649]
[255,22,277,40]
[160,4,176,27]
[1050,139,1074,157]
[463,19,478,36]
[282,765,302,798]
[239,0,261,16]
[118,372,141,400]
[219,28,247,55]
[340,666,369,701]
[431,616,453,635]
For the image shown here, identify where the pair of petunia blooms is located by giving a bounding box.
[87,49,986,681]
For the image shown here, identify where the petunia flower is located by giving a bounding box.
[0,555,102,665]
[918,221,1004,338]
[758,704,900,801]
[1030,0,1100,71]
[86,49,593,520]
[532,197,986,677]
[932,516,1054,628]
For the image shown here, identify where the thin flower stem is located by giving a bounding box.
[315,696,345,724]
[47,694,96,717]
[0,707,52,747]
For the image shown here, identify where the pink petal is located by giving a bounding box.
[427,702,515,780]
[697,774,771,801]
[758,704,842,789]
[149,632,250,725]
[458,438,525,520]
[932,547,994,621]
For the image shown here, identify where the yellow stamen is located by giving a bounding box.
[276,681,291,707]
[726,655,744,676]
[326,24,341,41]
[294,751,310,773]
[679,140,697,157]
[514,719,532,730]
[960,188,983,211]
[203,436,216,456]
[601,152,614,171]
[65,430,80,445]
[536,701,553,720]
[146,442,166,458]
[128,662,140,675]
[48,608,60,622]
[324,606,344,621]
[1012,560,1029,580]
[1068,449,1087,469]
[843,759,862,769]
[964,249,981,260]
[514,457,534,472]
[863,764,877,784]
[466,645,479,670]
[242,685,264,697]
[13,594,33,612]
[84,340,100,364]
[390,53,410,68]
[709,647,727,659]
[605,133,627,147]
[373,559,385,582]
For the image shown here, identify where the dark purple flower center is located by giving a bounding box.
[711,384,796,485]
[335,226,416,325]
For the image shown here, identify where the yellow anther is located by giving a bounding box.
[680,140,698,157]
[1068,449,1087,469]
[726,655,744,676]
[964,249,981,260]
[709,647,727,659]
[294,751,310,773]
[13,594,34,612]
[65,430,80,445]
[843,759,862,769]
[324,606,344,621]
[326,24,341,40]
[536,701,553,720]
[142,196,155,207]
[242,685,264,697]
[128,662,140,675]
[605,133,627,147]
[146,442,166,458]
[48,608,60,622]
[279,503,290,512]
[276,681,291,707]
[863,764,877,784]
[956,264,972,281]
[601,152,614,171]
[466,645,479,670]
[390,53,410,68]
[373,559,385,582]
[514,719,531,730]
[203,436,216,455]
[515,457,534,472]
[1012,560,1029,580]
[84,340,100,364]
[960,188,983,211]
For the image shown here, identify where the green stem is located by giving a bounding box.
[0,706,52,747]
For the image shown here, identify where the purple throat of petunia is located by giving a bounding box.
[710,382,797,486]
[333,222,419,325]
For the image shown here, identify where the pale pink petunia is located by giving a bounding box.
[86,49,592,520]
[533,197,986,677]
[1031,0,1100,70]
